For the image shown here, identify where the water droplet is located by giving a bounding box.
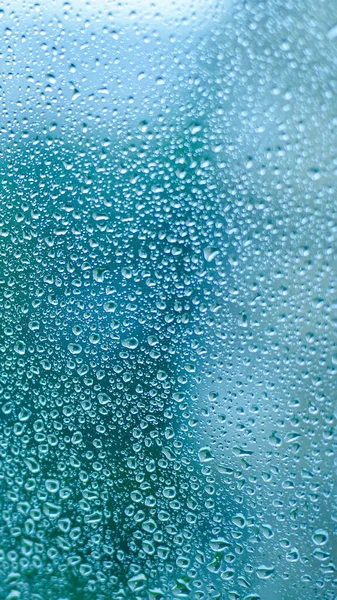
[45,479,60,493]
[256,565,275,579]
[203,246,219,262]
[14,341,26,355]
[327,23,337,40]
[121,337,139,349]
[68,343,82,355]
[43,502,61,519]
[312,529,329,546]
[210,538,230,552]
[198,447,214,463]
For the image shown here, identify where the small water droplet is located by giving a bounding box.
[14,341,26,355]
[312,529,328,546]
[121,337,139,349]
[68,343,82,355]
[198,447,214,463]
[256,565,275,579]
[203,246,219,262]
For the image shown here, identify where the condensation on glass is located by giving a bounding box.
[0,0,335,599]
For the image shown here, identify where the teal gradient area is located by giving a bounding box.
[0,1,336,599]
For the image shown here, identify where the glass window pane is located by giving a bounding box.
[0,1,335,599]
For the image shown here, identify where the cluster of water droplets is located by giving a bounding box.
[0,0,335,599]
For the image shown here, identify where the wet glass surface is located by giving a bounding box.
[0,1,336,599]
